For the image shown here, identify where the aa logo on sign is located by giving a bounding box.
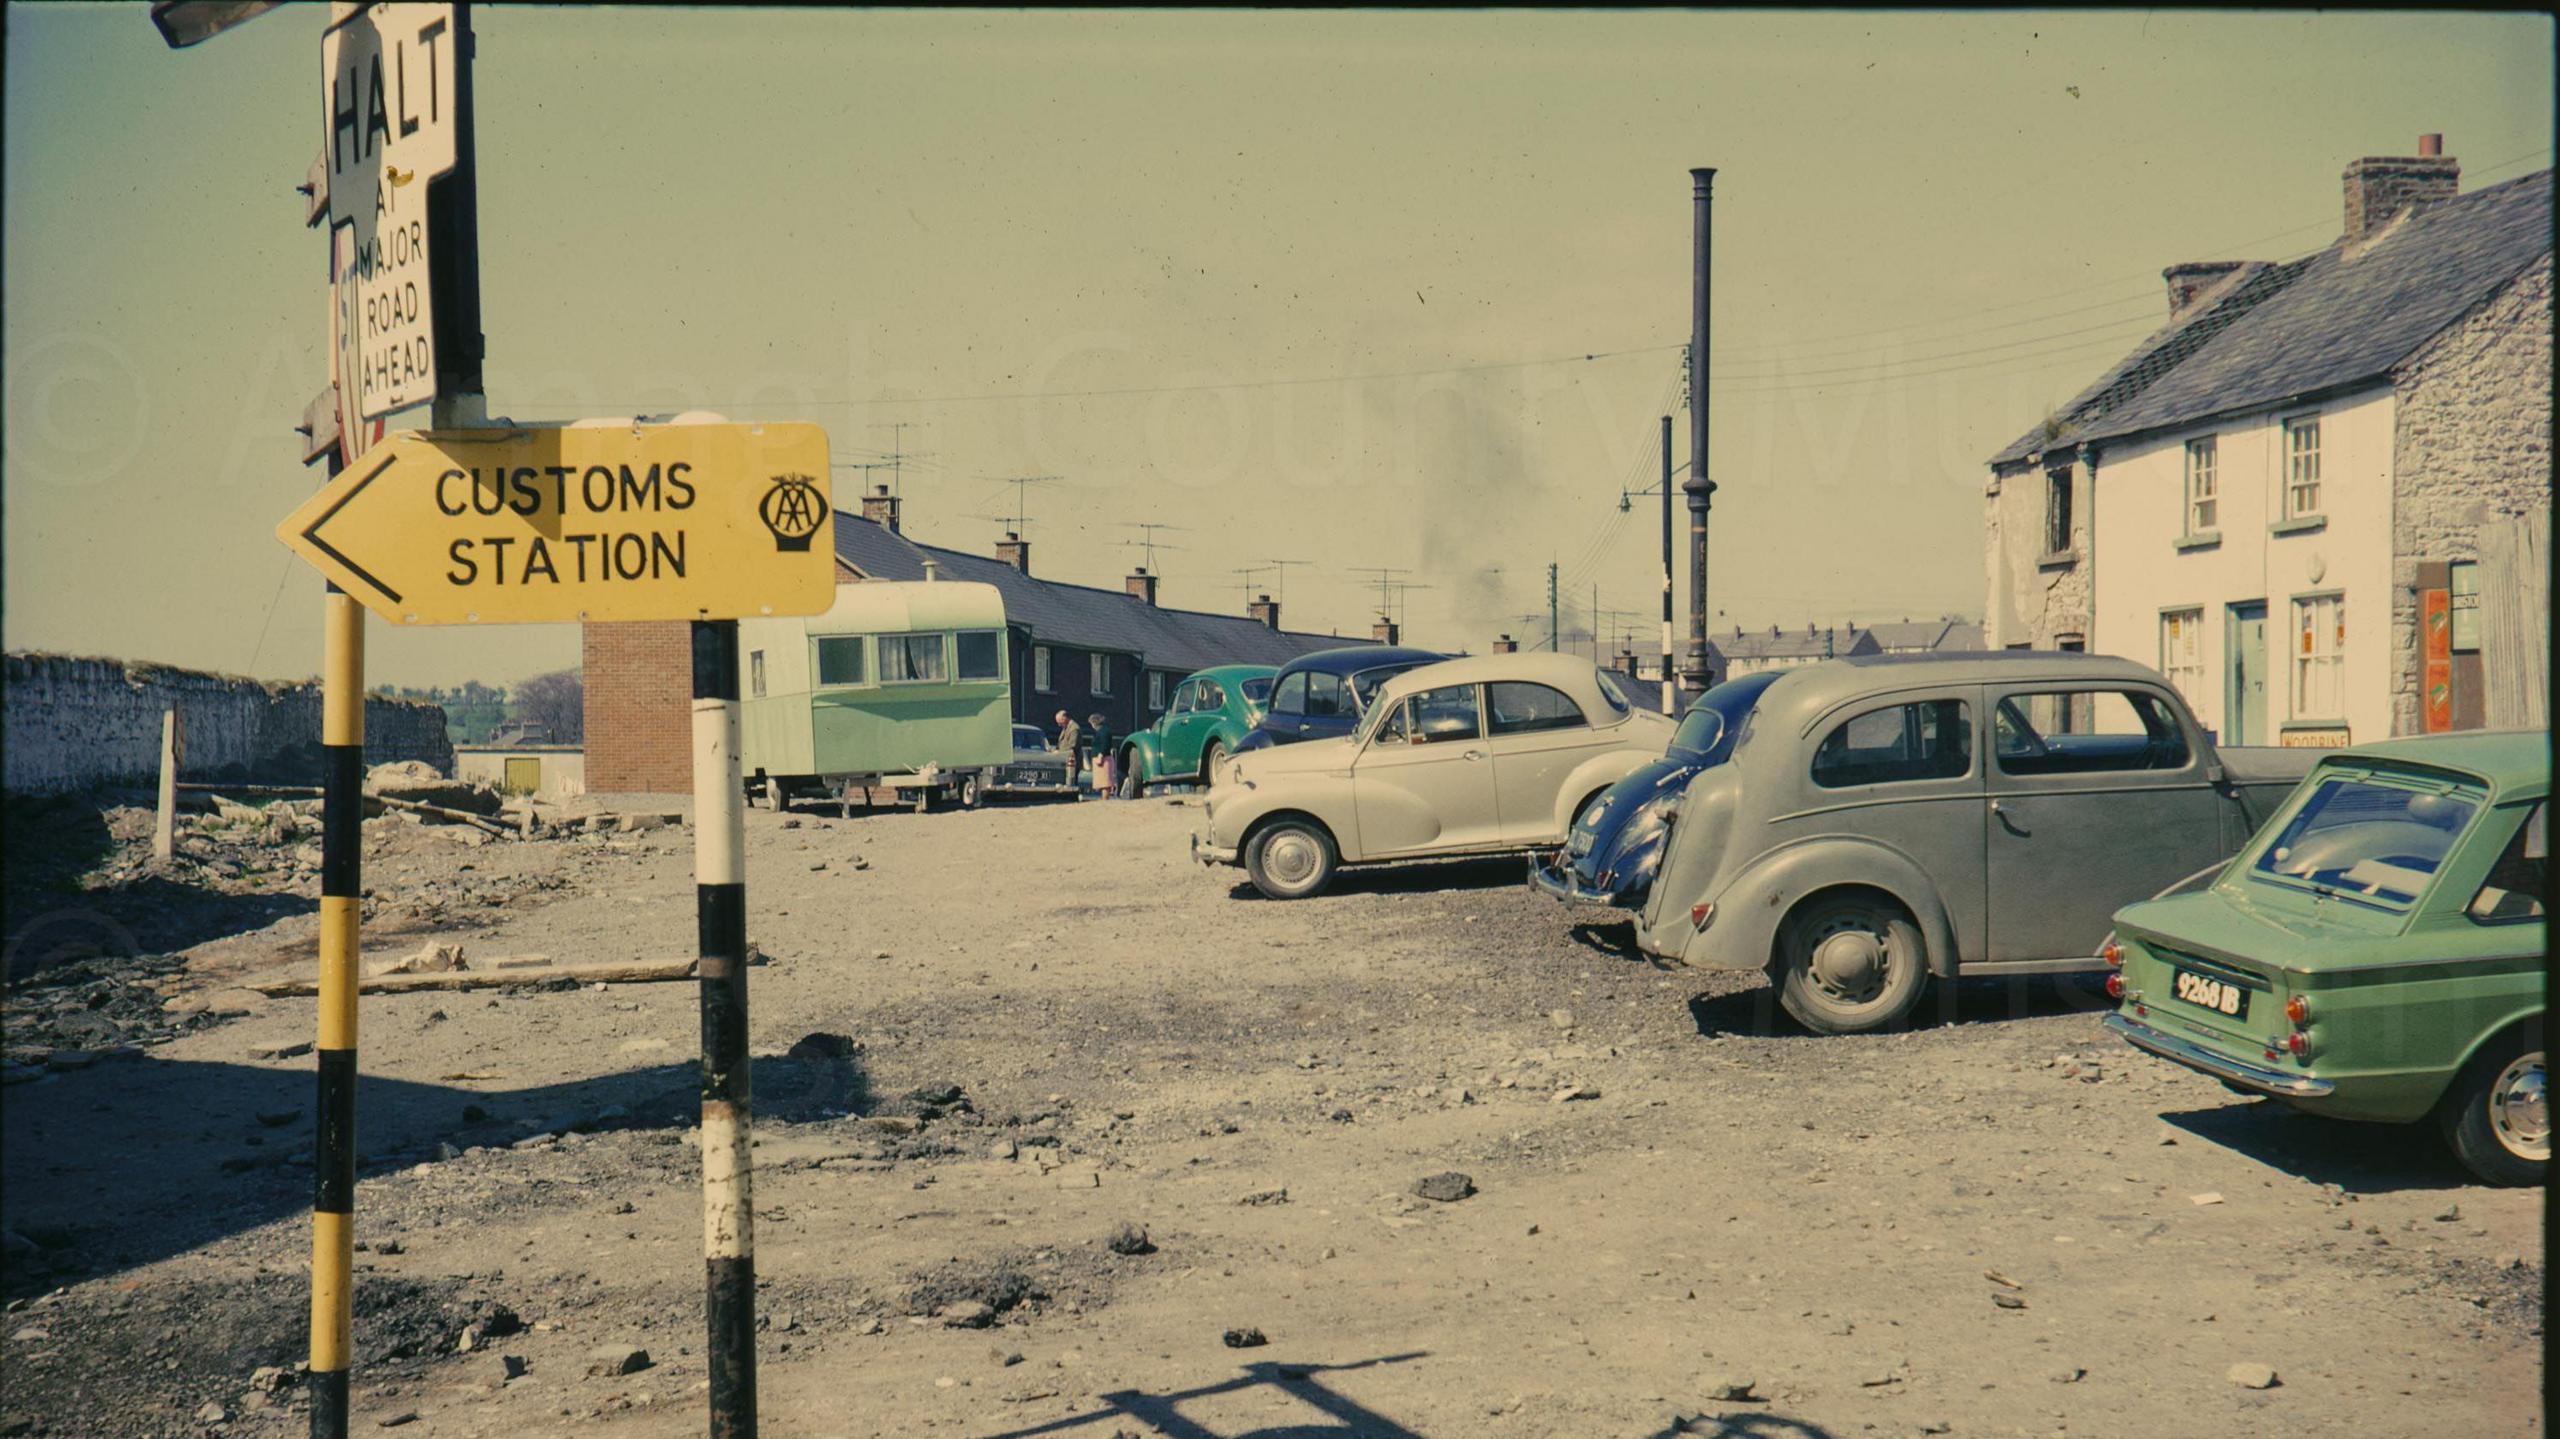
[759,473,829,552]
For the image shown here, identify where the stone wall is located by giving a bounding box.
[2,653,454,795]
[2389,251,2555,734]
[1981,454,2095,651]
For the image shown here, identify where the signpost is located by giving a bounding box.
[323,2,457,422]
[149,3,819,1431]
[276,423,838,626]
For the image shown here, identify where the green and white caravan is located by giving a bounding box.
[739,581,1014,813]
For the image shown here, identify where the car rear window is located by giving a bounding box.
[1593,669,1632,716]
[2253,774,2481,908]
[1242,678,1273,704]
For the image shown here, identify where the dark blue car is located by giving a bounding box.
[1231,644,1448,752]
[1530,669,1784,907]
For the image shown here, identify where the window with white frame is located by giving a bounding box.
[1089,653,1111,694]
[2184,437,2218,535]
[1148,672,1167,709]
[2283,416,2321,519]
[2291,594,2345,720]
[2159,609,2204,708]
[1032,645,1053,693]
[749,650,767,698]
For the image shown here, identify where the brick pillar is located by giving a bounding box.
[581,621,695,798]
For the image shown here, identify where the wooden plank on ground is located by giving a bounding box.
[248,957,698,997]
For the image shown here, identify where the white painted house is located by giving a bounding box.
[1985,139,2552,746]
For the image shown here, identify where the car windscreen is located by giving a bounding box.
[1349,663,1425,710]
[1670,672,1781,758]
[2251,773,2482,908]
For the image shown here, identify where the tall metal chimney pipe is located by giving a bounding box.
[1682,167,1719,691]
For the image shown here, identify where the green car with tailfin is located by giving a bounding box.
[2103,730,2547,1185]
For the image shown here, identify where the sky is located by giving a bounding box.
[5,7,2551,689]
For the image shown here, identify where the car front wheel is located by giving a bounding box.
[1774,894,1927,1035]
[2437,1029,2547,1187]
[1244,820,1336,900]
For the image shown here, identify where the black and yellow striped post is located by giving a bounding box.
[692,618,757,1436]
[310,581,364,1438]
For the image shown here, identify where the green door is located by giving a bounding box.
[1167,678,1224,774]
[2225,602,2267,745]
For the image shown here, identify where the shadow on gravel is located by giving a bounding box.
[1,1045,879,1299]
[984,1354,1433,1439]
[1224,856,1531,902]
[1686,973,2117,1040]
[2157,1101,2478,1194]
[1643,1415,1843,1439]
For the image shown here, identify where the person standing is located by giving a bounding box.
[1087,712,1114,799]
[1054,709,1084,798]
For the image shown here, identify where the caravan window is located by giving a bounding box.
[881,633,947,683]
[955,630,1002,681]
[814,637,865,687]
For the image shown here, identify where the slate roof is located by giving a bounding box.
[1852,619,1983,653]
[831,517,1363,673]
[1990,169,2553,467]
[1720,626,1884,662]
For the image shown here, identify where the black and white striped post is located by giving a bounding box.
[309,574,363,1439]
[691,618,758,1436]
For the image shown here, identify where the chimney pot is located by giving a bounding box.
[2419,132,2443,157]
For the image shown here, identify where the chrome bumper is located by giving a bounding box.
[1527,852,1628,907]
[1190,831,1238,867]
[2103,1012,2335,1099]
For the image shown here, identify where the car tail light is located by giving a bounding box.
[2284,995,2310,1025]
[2286,1030,2311,1059]
[2104,973,2125,1000]
[2100,939,2124,968]
[1689,901,1715,930]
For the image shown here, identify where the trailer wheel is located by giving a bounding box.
[957,774,982,809]
[763,776,788,814]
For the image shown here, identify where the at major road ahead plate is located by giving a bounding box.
[277,420,837,626]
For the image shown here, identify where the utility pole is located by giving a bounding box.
[1659,415,1677,712]
[1682,167,1720,693]
[1547,562,1560,652]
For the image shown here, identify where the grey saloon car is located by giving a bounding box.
[1632,652,2316,1034]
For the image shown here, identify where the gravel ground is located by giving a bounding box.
[1,794,2542,1439]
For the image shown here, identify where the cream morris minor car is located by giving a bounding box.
[1191,653,1675,899]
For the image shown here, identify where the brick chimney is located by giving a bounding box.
[995,531,1030,573]
[1126,567,1159,605]
[1615,649,1640,677]
[1371,615,1400,645]
[1492,634,1518,654]
[1247,594,1281,629]
[2343,135,2459,243]
[2162,261,2246,320]
[860,483,902,533]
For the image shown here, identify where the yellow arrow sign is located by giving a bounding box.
[278,422,837,625]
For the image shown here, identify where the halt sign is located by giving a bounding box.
[276,422,839,626]
[324,3,458,419]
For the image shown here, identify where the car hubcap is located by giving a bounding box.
[1807,917,1888,1005]
[1264,832,1319,888]
[2489,1053,2549,1161]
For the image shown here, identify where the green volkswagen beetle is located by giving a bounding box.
[1117,664,1276,796]
[2104,730,2547,1186]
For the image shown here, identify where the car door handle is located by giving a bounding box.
[1462,749,1486,761]
[1990,799,2029,837]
